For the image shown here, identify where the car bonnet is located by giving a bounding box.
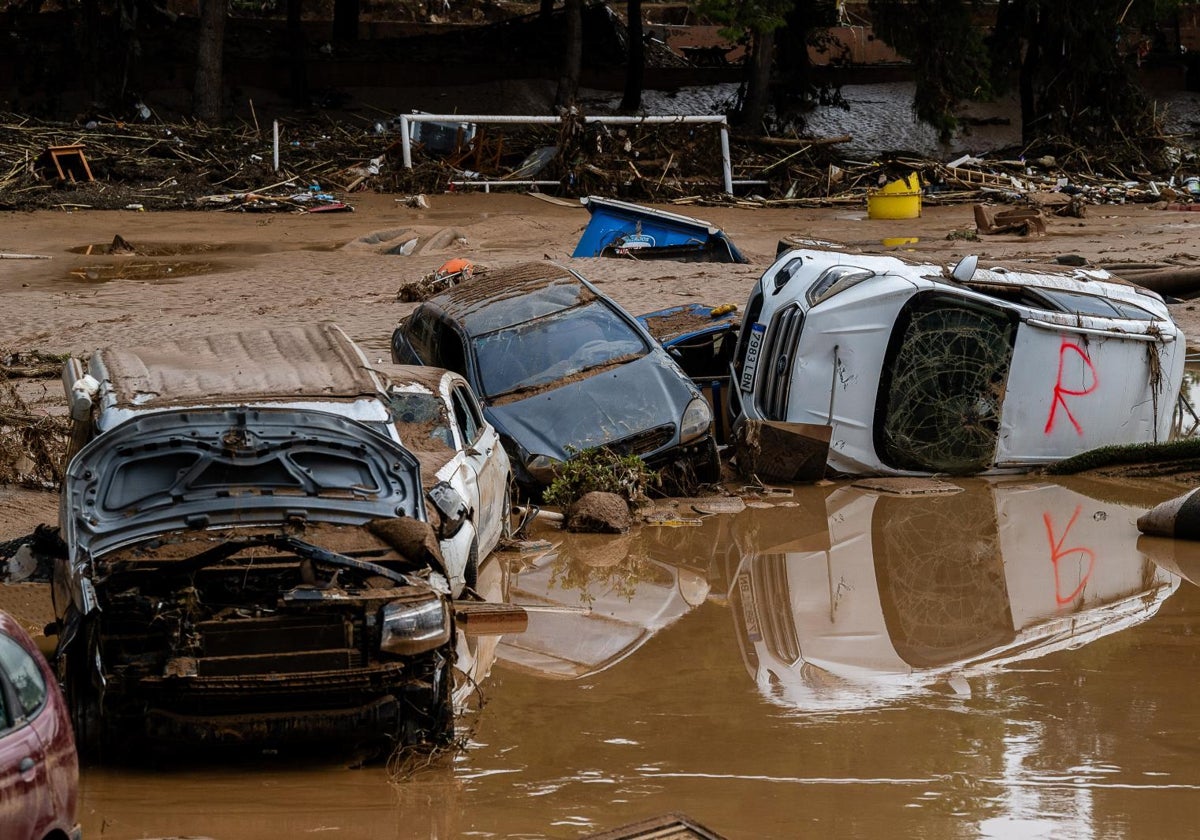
[484,351,696,461]
[62,406,425,559]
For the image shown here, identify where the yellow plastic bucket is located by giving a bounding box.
[867,172,922,219]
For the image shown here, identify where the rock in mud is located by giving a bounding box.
[565,491,631,533]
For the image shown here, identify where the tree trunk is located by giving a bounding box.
[287,0,309,105]
[193,0,226,123]
[555,0,582,111]
[739,28,774,132]
[332,0,359,41]
[81,0,101,103]
[619,0,644,112]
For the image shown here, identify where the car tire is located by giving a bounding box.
[60,622,105,761]
[698,436,722,483]
[501,482,514,540]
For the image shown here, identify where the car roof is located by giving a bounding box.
[88,322,384,409]
[371,361,454,394]
[425,261,600,336]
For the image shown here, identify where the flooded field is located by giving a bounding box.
[52,475,1200,839]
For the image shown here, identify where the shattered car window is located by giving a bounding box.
[389,392,455,450]
[472,301,649,398]
[1034,288,1156,321]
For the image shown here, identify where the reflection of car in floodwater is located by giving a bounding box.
[495,537,709,679]
[732,248,1186,475]
[728,481,1180,711]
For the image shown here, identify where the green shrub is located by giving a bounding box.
[542,446,659,509]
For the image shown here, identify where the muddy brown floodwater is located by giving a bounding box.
[6,194,1200,838]
[61,476,1200,839]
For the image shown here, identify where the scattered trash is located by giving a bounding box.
[396,257,477,301]
[398,194,430,208]
[584,812,728,840]
[867,171,921,219]
[732,419,831,482]
[1138,487,1200,538]
[974,203,1047,236]
[573,196,748,263]
[851,477,963,496]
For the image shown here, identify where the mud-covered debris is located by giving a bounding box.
[565,490,631,533]
[732,419,830,483]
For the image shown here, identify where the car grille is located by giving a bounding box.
[195,614,363,676]
[757,304,805,421]
[751,556,800,666]
[609,423,676,457]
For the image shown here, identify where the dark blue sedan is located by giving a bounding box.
[391,261,719,494]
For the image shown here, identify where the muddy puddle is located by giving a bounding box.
[4,474,1187,838]
[64,260,220,283]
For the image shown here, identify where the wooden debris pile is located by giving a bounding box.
[0,353,69,489]
[2,110,1200,210]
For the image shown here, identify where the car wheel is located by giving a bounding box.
[501,482,514,540]
[699,436,722,483]
[399,654,455,748]
[60,622,104,761]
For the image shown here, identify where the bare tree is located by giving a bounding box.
[555,0,582,111]
[619,0,644,112]
[193,0,226,123]
[288,0,309,105]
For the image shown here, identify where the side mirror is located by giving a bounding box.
[951,255,979,283]
[428,481,470,538]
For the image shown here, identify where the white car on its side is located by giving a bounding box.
[732,248,1186,476]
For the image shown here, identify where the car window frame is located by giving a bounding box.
[450,385,483,448]
[0,631,48,731]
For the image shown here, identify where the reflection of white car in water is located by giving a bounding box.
[729,481,1179,711]
[373,363,512,594]
[732,248,1185,475]
[495,536,710,680]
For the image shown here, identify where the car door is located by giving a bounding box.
[450,381,507,553]
[0,631,52,840]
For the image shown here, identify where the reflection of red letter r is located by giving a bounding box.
[1045,341,1098,436]
[1045,505,1095,606]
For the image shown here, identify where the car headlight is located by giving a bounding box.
[680,396,712,443]
[806,265,874,307]
[428,481,469,538]
[525,454,561,484]
[380,596,451,656]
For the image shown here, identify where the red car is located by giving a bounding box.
[0,611,80,840]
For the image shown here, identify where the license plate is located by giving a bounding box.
[739,322,766,392]
[737,573,761,641]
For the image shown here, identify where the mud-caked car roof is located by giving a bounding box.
[90,322,383,409]
[425,262,599,336]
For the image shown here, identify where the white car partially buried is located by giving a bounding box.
[732,248,1186,476]
[373,363,512,593]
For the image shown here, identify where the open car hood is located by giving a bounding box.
[62,407,424,559]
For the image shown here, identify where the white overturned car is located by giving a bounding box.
[732,248,1186,475]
